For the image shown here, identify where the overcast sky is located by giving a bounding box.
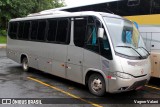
[65,0,115,7]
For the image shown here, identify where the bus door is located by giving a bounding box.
[66,17,86,83]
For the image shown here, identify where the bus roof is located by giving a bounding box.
[10,11,123,22]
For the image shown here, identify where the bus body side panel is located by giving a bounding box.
[28,54,38,69]
[83,49,109,89]
[43,43,56,74]
[66,46,83,84]
[27,42,40,69]
[100,56,116,92]
[83,49,101,73]
[32,42,52,74]
[7,37,29,64]
[52,44,67,78]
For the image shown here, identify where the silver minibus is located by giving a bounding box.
[7,11,151,96]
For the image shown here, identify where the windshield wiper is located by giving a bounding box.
[116,46,143,59]
[138,47,150,56]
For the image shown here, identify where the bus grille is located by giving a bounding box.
[128,79,147,90]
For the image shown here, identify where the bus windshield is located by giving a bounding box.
[103,17,149,58]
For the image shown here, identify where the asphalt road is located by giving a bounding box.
[0,48,160,107]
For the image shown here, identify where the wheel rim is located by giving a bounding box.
[23,59,28,70]
[91,78,102,93]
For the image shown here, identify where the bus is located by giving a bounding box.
[7,11,151,96]
[43,0,160,78]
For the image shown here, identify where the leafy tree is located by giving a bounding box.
[0,0,65,31]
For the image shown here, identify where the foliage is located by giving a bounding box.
[0,29,6,36]
[0,0,65,30]
[0,35,7,44]
[0,29,7,44]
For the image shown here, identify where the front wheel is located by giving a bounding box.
[22,57,29,72]
[88,73,106,96]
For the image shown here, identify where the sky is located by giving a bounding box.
[65,0,115,7]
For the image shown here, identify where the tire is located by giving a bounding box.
[88,73,106,96]
[22,57,29,72]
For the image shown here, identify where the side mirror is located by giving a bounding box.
[98,28,104,38]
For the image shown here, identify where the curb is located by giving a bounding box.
[0,44,6,49]
[0,46,6,48]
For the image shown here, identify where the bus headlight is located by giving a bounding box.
[115,72,132,79]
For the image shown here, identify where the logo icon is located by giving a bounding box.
[2,99,11,104]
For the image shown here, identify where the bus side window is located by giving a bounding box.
[47,19,57,42]
[56,19,69,43]
[37,20,46,41]
[23,21,30,40]
[18,22,24,39]
[102,33,110,50]
[84,17,100,53]
[99,30,112,60]
[9,22,18,39]
[74,17,87,47]
[86,25,97,45]
[30,21,38,40]
[98,20,112,60]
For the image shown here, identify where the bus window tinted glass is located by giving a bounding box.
[85,25,98,45]
[99,31,112,60]
[30,21,38,40]
[47,20,57,41]
[56,19,68,43]
[85,25,99,53]
[127,0,140,6]
[74,18,87,47]
[151,0,160,14]
[23,22,30,39]
[9,22,18,39]
[37,20,46,41]
[88,16,95,23]
[117,0,150,16]
[18,22,24,39]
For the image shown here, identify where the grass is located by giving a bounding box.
[0,36,7,44]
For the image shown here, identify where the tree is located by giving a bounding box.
[0,0,65,30]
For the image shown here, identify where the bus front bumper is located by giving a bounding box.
[107,74,150,93]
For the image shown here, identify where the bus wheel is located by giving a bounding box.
[88,73,106,96]
[22,57,29,72]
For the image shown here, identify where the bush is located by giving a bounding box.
[0,30,7,36]
[0,36,7,44]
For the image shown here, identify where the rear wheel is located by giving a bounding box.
[88,73,106,96]
[22,57,29,72]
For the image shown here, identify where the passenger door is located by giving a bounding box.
[66,17,87,83]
